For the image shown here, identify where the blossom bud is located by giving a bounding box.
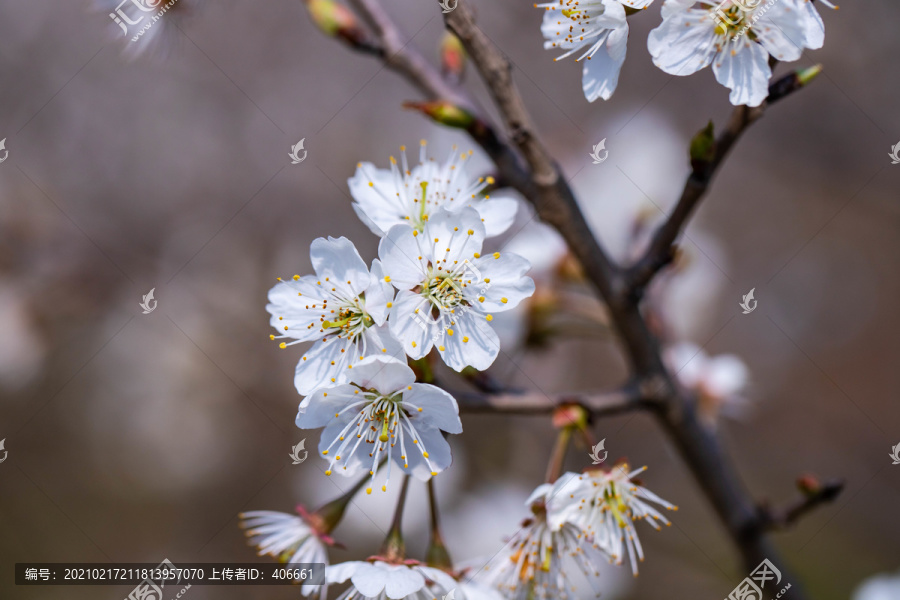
[305,0,367,47]
[403,101,476,130]
[689,120,716,170]
[796,64,824,87]
[440,32,467,82]
[796,474,821,497]
[552,402,589,430]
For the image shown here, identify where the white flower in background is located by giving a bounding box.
[267,236,403,396]
[648,0,828,106]
[547,467,677,576]
[474,484,609,600]
[379,207,535,371]
[348,141,518,238]
[665,342,749,425]
[538,0,629,102]
[240,510,330,596]
[326,560,459,600]
[853,570,900,600]
[295,356,462,492]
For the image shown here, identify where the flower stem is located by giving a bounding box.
[545,426,572,484]
[425,479,453,570]
[380,475,411,562]
[312,466,375,535]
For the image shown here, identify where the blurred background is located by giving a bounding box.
[1,0,898,599]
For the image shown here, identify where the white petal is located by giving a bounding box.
[350,563,425,599]
[347,355,415,395]
[648,9,718,76]
[295,384,359,429]
[361,324,406,364]
[403,424,453,480]
[712,38,771,106]
[582,24,629,102]
[388,290,436,359]
[325,561,364,585]
[661,0,698,18]
[753,0,821,60]
[379,224,428,290]
[365,259,394,326]
[469,252,535,313]
[293,337,354,396]
[267,276,329,343]
[469,195,518,238]
[348,163,407,236]
[383,566,428,599]
[437,309,500,372]
[403,384,463,434]
[417,567,458,592]
[426,207,485,268]
[309,237,370,297]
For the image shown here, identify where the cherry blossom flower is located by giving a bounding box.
[473,484,609,600]
[348,141,518,238]
[378,207,535,371]
[295,356,462,492]
[267,236,403,396]
[537,0,630,102]
[648,0,829,106]
[547,467,677,576]
[240,509,330,596]
[325,560,459,600]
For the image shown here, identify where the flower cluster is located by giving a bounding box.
[243,143,677,600]
[538,0,835,106]
[267,143,534,492]
[244,142,534,597]
[473,465,676,599]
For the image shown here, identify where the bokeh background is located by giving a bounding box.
[1,0,898,599]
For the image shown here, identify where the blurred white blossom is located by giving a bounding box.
[853,570,900,600]
[665,342,749,425]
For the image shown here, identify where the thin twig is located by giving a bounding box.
[761,478,845,531]
[450,383,648,416]
[624,68,818,299]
